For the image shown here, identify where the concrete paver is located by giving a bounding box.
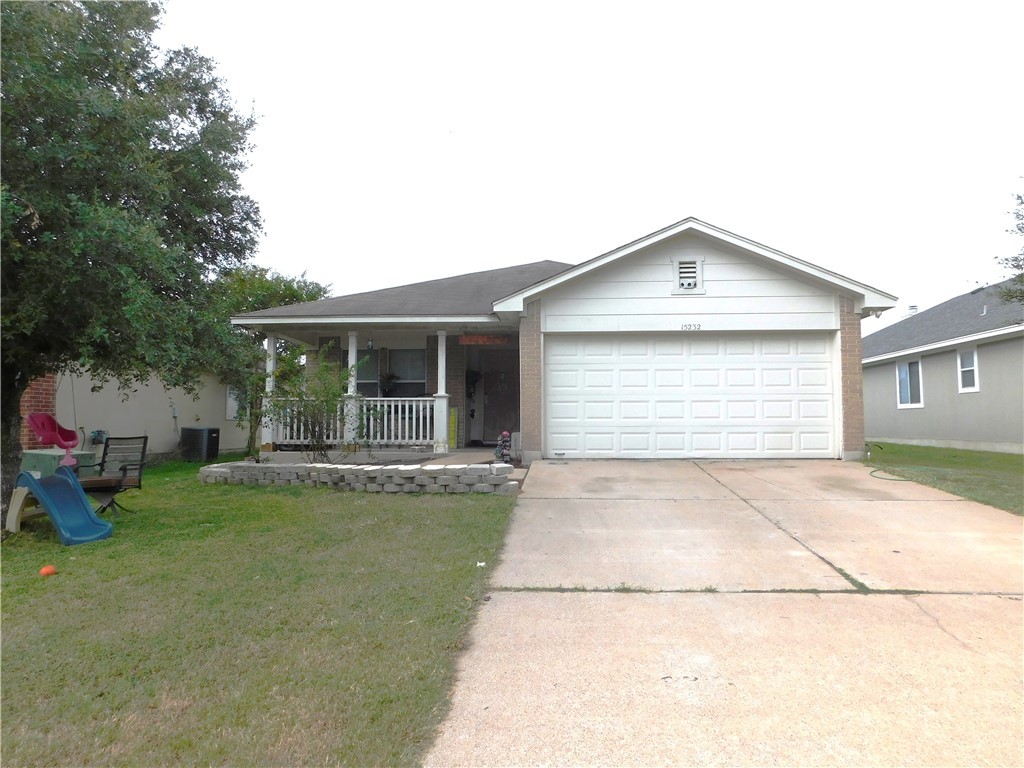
[425,460,1024,767]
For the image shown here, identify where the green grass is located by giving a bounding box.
[865,442,1024,515]
[1,456,514,766]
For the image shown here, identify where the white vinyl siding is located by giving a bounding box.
[897,360,923,408]
[957,348,979,393]
[545,332,835,459]
[541,232,837,334]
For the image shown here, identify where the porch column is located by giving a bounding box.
[433,330,449,454]
[261,333,277,450]
[344,331,359,443]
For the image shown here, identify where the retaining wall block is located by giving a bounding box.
[449,484,471,493]
[383,484,403,493]
[471,483,494,493]
[495,481,521,496]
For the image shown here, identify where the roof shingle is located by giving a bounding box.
[862,279,1023,359]
[235,260,572,319]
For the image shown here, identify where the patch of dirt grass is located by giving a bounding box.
[865,442,1023,515]
[1,457,514,766]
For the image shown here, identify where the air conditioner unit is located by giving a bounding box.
[181,427,220,461]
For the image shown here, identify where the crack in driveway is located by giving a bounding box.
[693,462,873,592]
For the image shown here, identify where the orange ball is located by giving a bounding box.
[39,565,57,577]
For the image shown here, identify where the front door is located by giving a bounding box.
[481,348,519,441]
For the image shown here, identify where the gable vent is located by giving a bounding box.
[677,261,698,289]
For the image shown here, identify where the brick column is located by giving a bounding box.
[839,298,865,459]
[518,300,542,463]
[19,373,58,449]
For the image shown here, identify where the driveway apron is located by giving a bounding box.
[425,460,1024,767]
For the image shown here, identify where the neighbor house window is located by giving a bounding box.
[957,348,979,393]
[385,349,427,397]
[671,255,705,295]
[896,359,923,408]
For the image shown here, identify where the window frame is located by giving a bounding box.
[957,347,980,393]
[896,359,924,408]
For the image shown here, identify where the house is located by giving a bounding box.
[233,217,896,462]
[862,280,1024,454]
[21,371,247,459]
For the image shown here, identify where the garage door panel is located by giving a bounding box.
[545,333,835,459]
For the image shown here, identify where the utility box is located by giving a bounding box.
[180,427,220,462]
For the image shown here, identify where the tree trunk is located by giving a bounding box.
[1,361,29,528]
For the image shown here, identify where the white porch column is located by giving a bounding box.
[344,331,359,443]
[433,330,449,454]
[261,333,277,450]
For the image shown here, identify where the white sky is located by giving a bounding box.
[153,0,1023,335]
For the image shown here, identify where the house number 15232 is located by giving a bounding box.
[681,323,702,331]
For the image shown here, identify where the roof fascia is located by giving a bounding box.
[231,314,499,327]
[492,217,898,313]
[862,325,1024,365]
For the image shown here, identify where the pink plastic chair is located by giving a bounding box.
[27,413,80,466]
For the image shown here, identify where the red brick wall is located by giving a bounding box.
[839,298,865,456]
[518,300,542,456]
[18,373,58,449]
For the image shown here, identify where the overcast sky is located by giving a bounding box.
[152,1,1022,334]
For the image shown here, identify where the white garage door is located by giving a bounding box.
[545,333,836,459]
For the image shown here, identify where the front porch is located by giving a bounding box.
[259,329,521,458]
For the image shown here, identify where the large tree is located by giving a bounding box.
[1,1,262,514]
[998,192,1024,304]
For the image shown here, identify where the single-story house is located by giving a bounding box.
[20,371,247,459]
[862,279,1024,454]
[233,217,896,462]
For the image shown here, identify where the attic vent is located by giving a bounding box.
[671,256,705,295]
[678,261,698,289]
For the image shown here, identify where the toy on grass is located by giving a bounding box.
[40,564,57,577]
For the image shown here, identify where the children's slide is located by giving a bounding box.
[14,466,113,546]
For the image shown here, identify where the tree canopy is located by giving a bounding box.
[998,192,1024,304]
[0,1,265,511]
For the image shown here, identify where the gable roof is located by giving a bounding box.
[233,260,571,323]
[493,217,897,315]
[862,279,1024,362]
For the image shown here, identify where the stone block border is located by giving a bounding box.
[198,462,520,496]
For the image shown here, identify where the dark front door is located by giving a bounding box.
[481,348,519,441]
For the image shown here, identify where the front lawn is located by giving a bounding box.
[865,442,1024,515]
[1,457,514,766]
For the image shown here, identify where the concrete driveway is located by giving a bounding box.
[425,460,1023,767]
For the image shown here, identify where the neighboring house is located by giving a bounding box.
[21,371,247,459]
[233,217,896,462]
[862,280,1024,454]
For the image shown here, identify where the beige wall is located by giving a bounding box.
[863,335,1024,454]
[55,372,247,458]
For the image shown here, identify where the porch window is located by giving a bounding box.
[386,349,427,397]
[957,348,979,393]
[340,349,380,397]
[896,359,923,408]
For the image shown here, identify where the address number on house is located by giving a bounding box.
[680,323,703,331]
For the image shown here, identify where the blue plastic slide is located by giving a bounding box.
[14,466,113,546]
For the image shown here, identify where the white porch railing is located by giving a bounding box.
[270,397,436,448]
